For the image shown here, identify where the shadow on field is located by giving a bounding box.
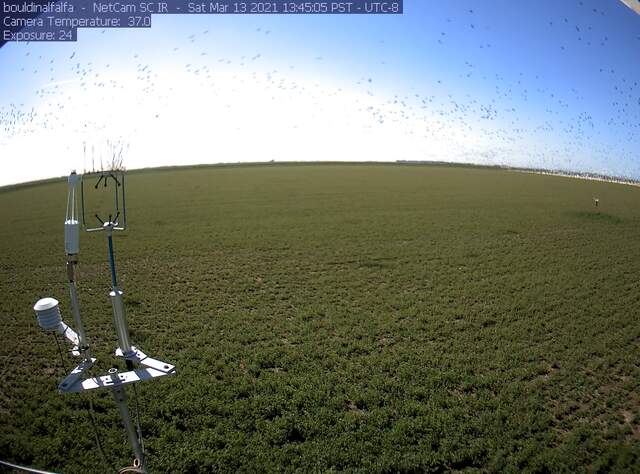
[568,210,623,224]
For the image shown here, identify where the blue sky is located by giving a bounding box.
[1,0,639,185]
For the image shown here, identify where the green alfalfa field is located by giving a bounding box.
[1,163,640,473]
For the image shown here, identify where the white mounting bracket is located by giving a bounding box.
[62,367,173,393]
[59,357,96,392]
[58,345,176,393]
[116,346,176,374]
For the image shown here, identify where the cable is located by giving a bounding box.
[0,459,60,474]
[117,461,145,474]
[52,333,68,373]
[117,467,145,474]
[86,395,114,472]
[124,360,145,458]
[131,384,145,456]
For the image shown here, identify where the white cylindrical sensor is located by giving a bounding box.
[33,297,62,332]
[64,219,80,254]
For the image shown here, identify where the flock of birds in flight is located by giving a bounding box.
[1,3,639,179]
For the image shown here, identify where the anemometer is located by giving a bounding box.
[32,170,176,473]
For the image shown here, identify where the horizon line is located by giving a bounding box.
[1,160,638,193]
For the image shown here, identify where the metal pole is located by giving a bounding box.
[107,230,118,289]
[110,289,133,357]
[67,257,89,356]
[110,369,145,472]
[106,227,134,358]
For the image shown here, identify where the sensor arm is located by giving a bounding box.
[58,321,80,349]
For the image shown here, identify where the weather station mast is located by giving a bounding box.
[32,168,176,473]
